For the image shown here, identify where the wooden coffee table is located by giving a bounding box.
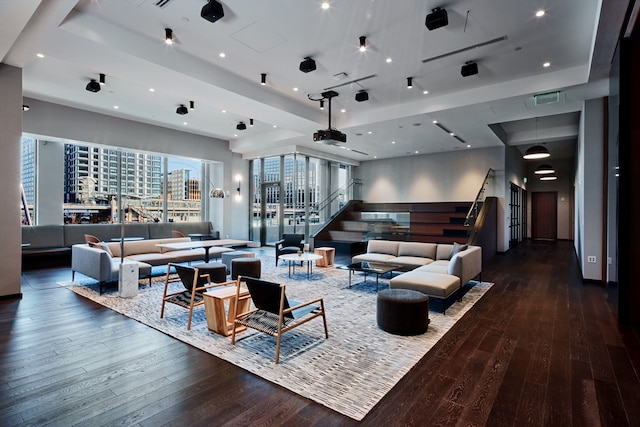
[340,261,401,291]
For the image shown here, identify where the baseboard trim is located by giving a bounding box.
[0,293,23,301]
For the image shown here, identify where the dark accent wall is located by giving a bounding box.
[618,22,640,323]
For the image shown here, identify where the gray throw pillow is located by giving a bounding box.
[98,241,113,257]
[449,242,468,259]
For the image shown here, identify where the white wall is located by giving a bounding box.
[357,147,509,251]
[575,98,604,281]
[0,64,23,297]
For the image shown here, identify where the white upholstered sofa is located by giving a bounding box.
[71,237,231,288]
[351,240,482,312]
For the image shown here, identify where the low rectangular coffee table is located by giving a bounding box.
[340,262,401,291]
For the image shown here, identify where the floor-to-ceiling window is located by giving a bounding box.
[250,154,353,246]
[21,136,217,225]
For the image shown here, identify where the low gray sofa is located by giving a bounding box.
[71,237,232,289]
[352,240,482,312]
[21,221,217,267]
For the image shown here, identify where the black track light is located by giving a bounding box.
[299,57,317,73]
[355,90,369,102]
[407,77,413,88]
[189,100,195,110]
[359,36,367,52]
[249,118,254,127]
[425,7,448,30]
[320,100,325,109]
[201,0,224,23]
[236,122,247,130]
[99,73,106,86]
[86,79,101,93]
[260,73,267,85]
[22,105,30,111]
[176,104,188,115]
[461,62,478,77]
[165,28,173,45]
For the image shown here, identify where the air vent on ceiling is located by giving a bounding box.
[154,0,174,8]
[351,149,369,156]
[534,91,560,106]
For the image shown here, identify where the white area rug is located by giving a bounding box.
[63,258,492,421]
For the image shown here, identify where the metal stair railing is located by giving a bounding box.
[464,168,495,227]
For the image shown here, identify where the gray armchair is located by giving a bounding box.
[275,233,304,266]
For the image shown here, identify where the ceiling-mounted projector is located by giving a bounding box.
[313,129,346,145]
[313,91,346,144]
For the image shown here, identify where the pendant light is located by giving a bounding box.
[534,164,555,174]
[523,117,550,159]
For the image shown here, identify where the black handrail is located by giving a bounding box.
[464,169,495,227]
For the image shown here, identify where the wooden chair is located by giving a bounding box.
[160,263,233,330]
[171,230,185,238]
[84,234,100,244]
[231,276,328,363]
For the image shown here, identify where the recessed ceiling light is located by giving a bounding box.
[222,110,227,113]
[293,87,299,91]
[149,88,155,92]
[368,131,372,134]
[341,109,346,113]
[36,53,44,58]
[391,141,396,144]
[450,132,455,136]
[423,90,429,95]
[234,134,238,137]
[321,2,330,10]
[219,52,226,58]
[432,120,438,124]
[113,105,119,109]
[415,151,419,154]
[536,10,545,17]
[183,122,188,125]
[543,62,551,67]
[273,125,277,128]
[386,57,392,63]
[467,144,471,148]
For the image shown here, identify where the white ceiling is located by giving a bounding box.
[0,0,625,163]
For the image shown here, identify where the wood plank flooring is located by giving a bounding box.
[2,240,640,426]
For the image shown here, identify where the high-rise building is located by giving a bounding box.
[63,144,162,204]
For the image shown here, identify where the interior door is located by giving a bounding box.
[531,191,557,240]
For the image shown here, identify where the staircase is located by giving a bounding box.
[312,201,473,255]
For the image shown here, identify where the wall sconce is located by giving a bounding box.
[235,175,241,200]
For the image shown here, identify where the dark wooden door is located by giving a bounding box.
[531,191,557,240]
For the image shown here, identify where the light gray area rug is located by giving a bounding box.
[64,258,493,421]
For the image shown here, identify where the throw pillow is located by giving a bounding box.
[449,242,468,259]
[98,241,113,257]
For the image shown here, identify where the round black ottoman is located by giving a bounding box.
[193,263,227,284]
[377,289,430,335]
[231,258,261,280]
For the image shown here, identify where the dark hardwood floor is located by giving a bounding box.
[2,240,640,426]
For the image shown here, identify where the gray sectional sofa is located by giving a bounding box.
[352,240,482,312]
